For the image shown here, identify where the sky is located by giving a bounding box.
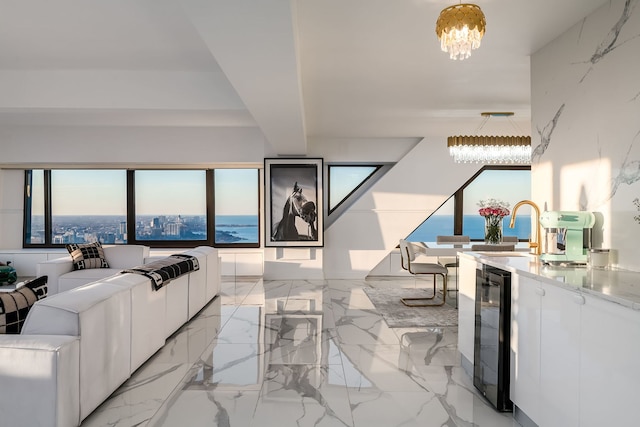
[329,166,377,210]
[463,169,532,215]
[34,169,258,216]
[214,169,259,215]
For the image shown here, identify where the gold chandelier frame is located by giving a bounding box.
[447,112,532,164]
[435,3,486,60]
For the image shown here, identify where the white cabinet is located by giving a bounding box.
[457,255,477,365]
[510,275,542,422]
[462,260,640,427]
[539,282,582,427]
[511,277,582,427]
[219,251,264,276]
[510,275,638,427]
[579,294,640,427]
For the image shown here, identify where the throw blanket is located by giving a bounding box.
[121,254,199,291]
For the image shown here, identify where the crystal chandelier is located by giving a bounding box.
[447,113,532,164]
[435,3,486,60]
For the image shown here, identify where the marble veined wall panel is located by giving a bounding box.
[531,0,640,270]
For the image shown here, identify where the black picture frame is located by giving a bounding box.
[265,158,323,247]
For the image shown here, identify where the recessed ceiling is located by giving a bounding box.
[0,0,609,154]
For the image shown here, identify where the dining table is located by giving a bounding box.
[414,241,532,257]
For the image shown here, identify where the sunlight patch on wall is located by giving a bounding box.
[560,158,610,211]
[560,158,611,249]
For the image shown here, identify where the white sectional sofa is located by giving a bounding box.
[0,245,220,427]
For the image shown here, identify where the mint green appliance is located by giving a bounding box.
[539,211,595,265]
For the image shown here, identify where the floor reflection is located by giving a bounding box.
[82,276,521,427]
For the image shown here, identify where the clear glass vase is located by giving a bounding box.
[484,216,503,244]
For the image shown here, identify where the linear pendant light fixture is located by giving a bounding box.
[435,3,486,60]
[447,112,532,164]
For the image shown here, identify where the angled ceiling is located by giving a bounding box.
[0,0,609,156]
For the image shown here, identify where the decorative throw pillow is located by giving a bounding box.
[0,275,48,334]
[66,242,110,270]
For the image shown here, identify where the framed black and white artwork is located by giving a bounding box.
[265,158,323,247]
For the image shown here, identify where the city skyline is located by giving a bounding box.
[29,214,259,245]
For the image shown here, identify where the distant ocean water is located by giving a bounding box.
[215,215,259,243]
[214,214,531,244]
[408,215,531,242]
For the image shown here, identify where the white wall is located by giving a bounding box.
[323,137,480,279]
[262,136,486,279]
[0,169,25,248]
[308,137,420,163]
[0,125,266,167]
[262,136,421,279]
[531,0,640,270]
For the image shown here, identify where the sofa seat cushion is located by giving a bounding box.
[102,273,167,373]
[58,268,122,293]
[0,276,48,334]
[164,275,189,338]
[191,246,220,301]
[66,242,110,270]
[180,249,208,319]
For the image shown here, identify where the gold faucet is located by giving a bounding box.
[509,200,542,255]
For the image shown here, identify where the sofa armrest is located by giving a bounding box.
[37,256,74,295]
[0,335,80,427]
[22,283,132,421]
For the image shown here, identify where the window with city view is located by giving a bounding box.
[51,169,127,244]
[24,168,260,248]
[134,170,207,242]
[214,169,259,246]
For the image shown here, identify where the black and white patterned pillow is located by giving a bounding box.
[66,242,110,270]
[0,275,48,334]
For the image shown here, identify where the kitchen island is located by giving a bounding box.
[458,251,640,427]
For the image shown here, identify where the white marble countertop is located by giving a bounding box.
[460,251,640,311]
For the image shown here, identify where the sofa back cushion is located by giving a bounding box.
[66,242,110,270]
[103,245,150,269]
[0,275,48,333]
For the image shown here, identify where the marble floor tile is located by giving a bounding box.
[80,276,521,427]
[252,363,353,427]
[150,389,261,427]
[82,362,194,427]
[347,390,450,427]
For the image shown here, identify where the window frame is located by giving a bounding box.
[405,165,531,242]
[212,168,261,248]
[127,169,212,249]
[23,167,261,249]
[327,164,382,215]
